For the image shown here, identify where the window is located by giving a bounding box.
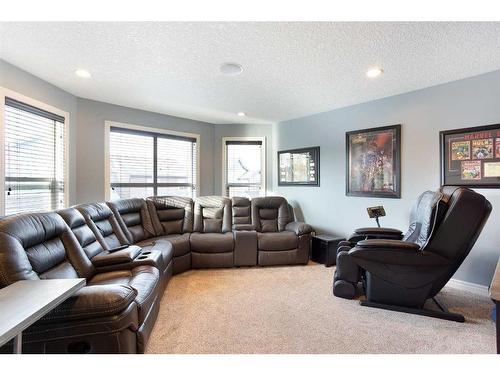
[2,96,67,215]
[108,124,198,199]
[223,138,265,198]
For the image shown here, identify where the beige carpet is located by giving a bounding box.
[146,263,496,354]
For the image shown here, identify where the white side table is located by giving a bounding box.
[0,279,86,354]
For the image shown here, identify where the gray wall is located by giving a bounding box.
[213,123,274,195]
[274,69,500,286]
[76,98,215,203]
[0,60,79,205]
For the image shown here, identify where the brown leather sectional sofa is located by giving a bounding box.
[0,195,312,354]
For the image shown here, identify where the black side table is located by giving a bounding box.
[311,235,346,267]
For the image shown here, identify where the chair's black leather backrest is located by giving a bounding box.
[402,190,447,248]
[426,186,492,296]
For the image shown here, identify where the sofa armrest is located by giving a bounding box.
[356,239,420,250]
[91,245,142,267]
[40,285,137,323]
[285,221,313,236]
[354,227,403,238]
[349,240,449,267]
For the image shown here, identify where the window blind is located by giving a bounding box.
[109,126,197,199]
[225,140,263,198]
[4,97,66,215]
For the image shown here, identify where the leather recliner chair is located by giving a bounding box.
[0,212,161,353]
[333,186,492,322]
[145,196,194,274]
[58,207,172,291]
[252,197,313,266]
[190,196,235,268]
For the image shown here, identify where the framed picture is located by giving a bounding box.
[346,124,401,198]
[278,146,320,186]
[440,123,500,188]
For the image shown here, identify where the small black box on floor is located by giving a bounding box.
[311,235,345,266]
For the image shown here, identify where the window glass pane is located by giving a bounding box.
[157,137,196,186]
[227,144,262,185]
[157,186,194,197]
[109,128,197,199]
[225,141,263,198]
[4,102,66,215]
[110,132,154,184]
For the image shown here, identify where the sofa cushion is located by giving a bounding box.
[136,238,175,265]
[58,207,107,260]
[76,203,129,250]
[190,232,234,253]
[89,265,159,325]
[251,196,292,233]
[107,198,155,244]
[146,196,193,235]
[257,231,297,251]
[193,196,232,233]
[138,233,190,257]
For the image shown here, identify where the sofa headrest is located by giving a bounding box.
[232,197,250,207]
[0,211,68,249]
[57,207,86,229]
[107,198,145,214]
[76,202,113,221]
[147,196,193,209]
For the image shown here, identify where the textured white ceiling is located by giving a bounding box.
[1,22,500,125]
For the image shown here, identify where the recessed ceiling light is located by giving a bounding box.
[237,112,246,117]
[220,63,243,76]
[75,69,91,78]
[366,67,383,78]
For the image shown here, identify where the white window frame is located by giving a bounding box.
[104,120,201,200]
[0,87,70,216]
[221,136,266,197]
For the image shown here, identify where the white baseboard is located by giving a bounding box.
[446,278,489,297]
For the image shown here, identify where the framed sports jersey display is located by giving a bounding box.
[440,123,500,188]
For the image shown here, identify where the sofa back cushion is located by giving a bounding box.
[146,196,193,235]
[231,197,254,230]
[107,198,155,243]
[0,212,94,287]
[193,196,232,233]
[251,197,292,233]
[58,207,106,260]
[76,203,129,250]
